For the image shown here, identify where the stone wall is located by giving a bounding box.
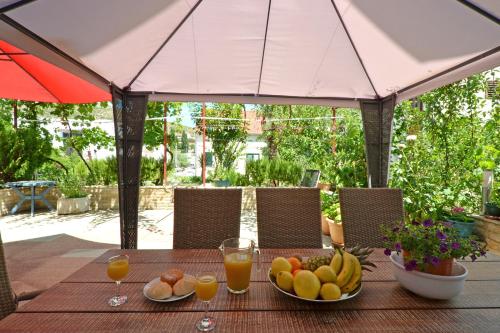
[0,185,256,216]
[474,216,500,253]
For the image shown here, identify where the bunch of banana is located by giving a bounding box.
[329,248,362,293]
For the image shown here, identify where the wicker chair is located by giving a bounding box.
[256,188,322,248]
[339,188,404,248]
[173,188,242,249]
[1,232,45,320]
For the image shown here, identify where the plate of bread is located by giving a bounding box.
[144,268,196,302]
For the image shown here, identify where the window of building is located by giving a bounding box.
[246,153,260,161]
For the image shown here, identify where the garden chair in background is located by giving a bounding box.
[173,188,242,249]
[1,232,44,320]
[300,170,321,188]
[339,188,404,248]
[256,188,322,248]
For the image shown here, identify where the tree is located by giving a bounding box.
[256,104,367,188]
[0,101,52,183]
[389,73,495,220]
[143,101,182,170]
[191,103,247,177]
[49,102,114,176]
[180,130,189,153]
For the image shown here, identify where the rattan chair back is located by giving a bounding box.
[256,188,322,248]
[339,188,404,248]
[173,188,242,249]
[0,232,16,320]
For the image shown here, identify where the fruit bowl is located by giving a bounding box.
[268,269,362,303]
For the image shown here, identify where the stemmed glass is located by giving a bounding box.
[107,254,129,307]
[195,272,219,332]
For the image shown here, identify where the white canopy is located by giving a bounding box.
[1,0,499,107]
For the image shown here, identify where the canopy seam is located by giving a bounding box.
[455,0,500,25]
[330,0,379,98]
[126,0,205,90]
[257,0,272,95]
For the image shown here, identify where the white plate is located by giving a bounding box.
[143,277,195,303]
[268,269,362,303]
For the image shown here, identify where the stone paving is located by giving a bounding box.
[1,209,332,249]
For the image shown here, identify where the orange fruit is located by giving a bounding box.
[292,269,302,277]
[287,257,302,271]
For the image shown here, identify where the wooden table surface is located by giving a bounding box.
[1,249,499,332]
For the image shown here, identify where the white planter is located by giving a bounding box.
[390,253,468,300]
[57,196,90,215]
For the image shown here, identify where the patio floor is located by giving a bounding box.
[1,209,333,297]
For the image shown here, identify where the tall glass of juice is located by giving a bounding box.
[195,272,218,332]
[219,238,260,294]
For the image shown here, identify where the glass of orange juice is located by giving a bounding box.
[195,272,218,332]
[220,238,260,294]
[107,254,129,307]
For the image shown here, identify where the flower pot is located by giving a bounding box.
[214,180,230,187]
[321,214,330,235]
[448,219,475,238]
[57,196,90,215]
[317,182,331,191]
[390,253,467,300]
[326,217,344,245]
[425,258,454,276]
[485,202,500,217]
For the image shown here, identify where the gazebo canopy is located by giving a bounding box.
[1,0,499,249]
[1,0,499,107]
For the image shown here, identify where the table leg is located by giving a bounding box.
[31,186,35,217]
[9,187,27,215]
[39,186,55,211]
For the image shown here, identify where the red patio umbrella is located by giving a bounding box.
[0,40,110,103]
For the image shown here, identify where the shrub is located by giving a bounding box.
[58,170,87,198]
[245,159,268,186]
[141,157,163,185]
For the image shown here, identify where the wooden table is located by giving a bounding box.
[1,249,499,332]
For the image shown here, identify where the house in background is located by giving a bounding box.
[194,110,267,175]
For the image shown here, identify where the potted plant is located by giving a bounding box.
[57,171,90,215]
[442,206,476,237]
[485,188,500,217]
[321,192,343,244]
[382,219,486,299]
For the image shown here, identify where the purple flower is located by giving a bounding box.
[440,243,448,253]
[471,254,477,262]
[436,230,447,241]
[384,248,391,256]
[423,219,433,227]
[404,260,417,271]
[411,220,420,226]
[431,256,440,266]
[480,250,486,256]
[392,227,400,233]
[451,242,460,250]
[395,243,402,252]
[382,236,389,242]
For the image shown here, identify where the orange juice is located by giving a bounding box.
[195,275,218,301]
[107,259,129,281]
[224,252,253,293]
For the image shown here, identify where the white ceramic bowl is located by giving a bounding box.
[390,253,468,300]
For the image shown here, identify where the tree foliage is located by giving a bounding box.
[191,103,247,177]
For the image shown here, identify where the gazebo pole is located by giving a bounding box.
[12,100,17,129]
[111,86,148,249]
[331,107,336,154]
[202,102,206,187]
[360,95,396,188]
[163,102,168,186]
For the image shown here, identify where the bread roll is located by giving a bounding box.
[160,273,177,286]
[173,274,196,296]
[147,281,172,300]
[166,268,184,281]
